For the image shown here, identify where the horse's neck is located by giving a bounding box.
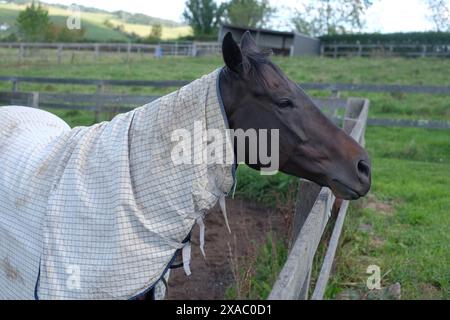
[217,69,240,129]
[126,69,219,173]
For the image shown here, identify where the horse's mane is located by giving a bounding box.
[243,48,288,92]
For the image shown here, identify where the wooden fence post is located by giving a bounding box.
[299,270,312,299]
[12,79,19,93]
[268,188,332,300]
[343,98,363,134]
[311,201,350,300]
[95,83,104,123]
[94,44,100,61]
[127,43,131,63]
[291,179,321,245]
[57,44,63,64]
[19,43,24,62]
[31,92,40,108]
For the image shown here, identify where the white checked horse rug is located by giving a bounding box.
[0,69,235,300]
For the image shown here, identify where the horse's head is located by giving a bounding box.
[219,32,371,200]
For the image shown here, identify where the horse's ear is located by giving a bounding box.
[240,30,258,53]
[222,32,243,73]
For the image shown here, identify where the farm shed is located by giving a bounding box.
[218,24,320,57]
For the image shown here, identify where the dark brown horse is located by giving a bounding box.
[219,31,371,200]
[143,32,371,300]
[0,31,370,301]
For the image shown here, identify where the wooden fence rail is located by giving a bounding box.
[1,75,448,129]
[321,43,450,58]
[268,98,369,300]
[2,42,449,60]
[1,90,449,130]
[1,76,449,95]
[0,91,344,122]
[0,42,222,62]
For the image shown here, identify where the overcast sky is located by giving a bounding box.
[42,0,437,33]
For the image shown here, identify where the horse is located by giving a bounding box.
[0,31,370,300]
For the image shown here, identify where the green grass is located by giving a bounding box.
[325,143,450,300]
[233,127,450,300]
[225,234,288,300]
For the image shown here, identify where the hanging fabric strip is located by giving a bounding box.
[182,242,192,276]
[230,176,238,199]
[196,216,206,258]
[219,194,231,234]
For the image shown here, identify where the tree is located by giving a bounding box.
[46,24,85,42]
[291,0,373,37]
[225,0,275,28]
[149,23,163,41]
[183,0,226,36]
[426,0,450,31]
[16,1,52,42]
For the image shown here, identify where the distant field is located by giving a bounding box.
[0,54,448,299]
[0,2,192,41]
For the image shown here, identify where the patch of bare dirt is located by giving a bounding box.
[370,236,386,248]
[363,194,396,216]
[419,283,442,300]
[336,283,402,300]
[167,198,287,300]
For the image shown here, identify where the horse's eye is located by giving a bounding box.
[277,99,293,108]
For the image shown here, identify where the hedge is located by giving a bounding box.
[320,32,450,45]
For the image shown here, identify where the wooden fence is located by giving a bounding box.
[0,76,449,130]
[0,90,345,123]
[321,43,450,58]
[0,42,222,63]
[268,98,369,300]
[2,42,449,61]
[1,76,449,95]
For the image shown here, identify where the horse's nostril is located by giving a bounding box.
[357,160,370,178]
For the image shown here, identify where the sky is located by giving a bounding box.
[42,0,438,33]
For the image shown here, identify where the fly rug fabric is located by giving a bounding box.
[0,69,235,300]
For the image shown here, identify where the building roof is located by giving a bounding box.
[220,24,294,37]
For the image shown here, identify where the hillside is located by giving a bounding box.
[0,1,192,41]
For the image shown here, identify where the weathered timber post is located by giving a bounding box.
[94,44,100,62]
[94,83,105,123]
[12,79,19,93]
[31,92,40,108]
[19,43,24,62]
[291,179,321,244]
[127,43,131,63]
[57,44,63,64]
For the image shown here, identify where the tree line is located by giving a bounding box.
[6,0,450,43]
[183,0,449,38]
